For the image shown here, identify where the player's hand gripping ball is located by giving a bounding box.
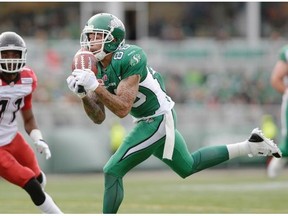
[71,49,98,75]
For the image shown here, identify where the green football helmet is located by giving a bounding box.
[80,13,126,61]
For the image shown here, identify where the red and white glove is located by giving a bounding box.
[72,69,99,92]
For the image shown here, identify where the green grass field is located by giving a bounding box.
[0,168,288,214]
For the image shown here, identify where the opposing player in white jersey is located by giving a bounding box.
[0,31,62,213]
[67,13,282,213]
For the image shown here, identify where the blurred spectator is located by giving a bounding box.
[0,3,80,40]
[45,49,61,72]
[166,73,187,103]
[261,114,278,140]
[109,121,126,154]
[160,23,185,40]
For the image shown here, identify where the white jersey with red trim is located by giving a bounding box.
[0,66,37,146]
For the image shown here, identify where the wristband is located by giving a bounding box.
[30,129,43,142]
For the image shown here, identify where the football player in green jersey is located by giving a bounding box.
[66,13,282,213]
[267,45,288,178]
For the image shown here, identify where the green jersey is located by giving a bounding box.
[96,44,175,120]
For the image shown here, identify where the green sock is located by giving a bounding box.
[191,146,229,174]
[279,139,288,157]
[103,173,124,214]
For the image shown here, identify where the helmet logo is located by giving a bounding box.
[109,18,124,30]
[84,25,94,31]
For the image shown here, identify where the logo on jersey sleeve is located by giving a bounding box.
[129,54,141,66]
[21,78,33,84]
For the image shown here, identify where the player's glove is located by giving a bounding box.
[30,129,51,160]
[34,139,51,160]
[72,69,99,92]
[66,75,87,98]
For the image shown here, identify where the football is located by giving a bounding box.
[71,49,98,75]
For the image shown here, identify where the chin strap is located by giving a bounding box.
[95,51,108,61]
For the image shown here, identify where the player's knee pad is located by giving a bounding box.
[23,177,46,206]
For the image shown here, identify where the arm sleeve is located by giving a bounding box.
[22,93,32,110]
[21,68,38,110]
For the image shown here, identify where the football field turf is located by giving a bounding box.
[0,168,288,214]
